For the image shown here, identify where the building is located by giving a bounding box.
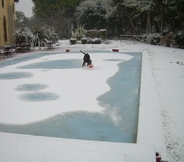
[0,0,19,46]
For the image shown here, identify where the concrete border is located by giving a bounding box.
[137,51,168,161]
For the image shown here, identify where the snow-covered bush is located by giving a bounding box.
[81,38,87,44]
[44,28,59,43]
[70,38,77,44]
[71,25,87,40]
[31,26,46,42]
[14,27,59,47]
[93,38,102,44]
[31,26,59,43]
[87,38,101,44]
[13,27,34,45]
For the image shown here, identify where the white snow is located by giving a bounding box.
[0,53,132,124]
[0,39,184,162]
[0,132,155,162]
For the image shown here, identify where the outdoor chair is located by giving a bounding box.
[0,45,15,57]
[0,46,5,57]
[54,42,60,48]
[44,38,54,50]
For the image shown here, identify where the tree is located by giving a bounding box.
[120,0,154,34]
[30,0,184,38]
[75,0,112,30]
[109,0,149,34]
[111,0,184,35]
[16,11,30,29]
[162,0,184,33]
[32,0,82,38]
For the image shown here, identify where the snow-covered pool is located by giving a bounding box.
[0,51,142,143]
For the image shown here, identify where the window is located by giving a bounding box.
[3,16,8,42]
[12,3,15,13]
[2,0,4,8]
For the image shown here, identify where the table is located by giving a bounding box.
[4,45,14,57]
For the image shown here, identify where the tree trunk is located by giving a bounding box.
[146,10,151,33]
[161,5,164,35]
[122,6,137,35]
[128,15,136,35]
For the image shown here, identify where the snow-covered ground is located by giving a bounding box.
[0,39,184,162]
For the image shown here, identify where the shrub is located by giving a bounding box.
[93,38,102,44]
[13,27,34,45]
[71,25,87,40]
[81,38,87,44]
[31,26,59,44]
[87,29,99,38]
[70,38,77,44]
[99,29,107,41]
[14,26,59,48]
[87,38,101,44]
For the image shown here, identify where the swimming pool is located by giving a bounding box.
[0,51,142,143]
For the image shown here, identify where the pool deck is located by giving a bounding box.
[0,132,156,162]
[0,48,167,162]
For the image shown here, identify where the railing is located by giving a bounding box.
[120,34,177,47]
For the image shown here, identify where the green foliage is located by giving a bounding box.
[31,26,45,41]
[13,26,59,47]
[175,35,184,49]
[123,0,153,13]
[16,11,30,29]
[110,0,184,34]
[31,26,59,43]
[32,0,82,38]
[32,0,81,18]
[30,0,184,39]
[75,0,111,30]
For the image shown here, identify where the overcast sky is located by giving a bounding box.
[15,0,34,17]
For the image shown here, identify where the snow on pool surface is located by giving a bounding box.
[0,51,142,143]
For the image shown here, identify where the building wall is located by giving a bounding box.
[0,0,17,46]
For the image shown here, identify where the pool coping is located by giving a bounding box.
[137,51,168,160]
